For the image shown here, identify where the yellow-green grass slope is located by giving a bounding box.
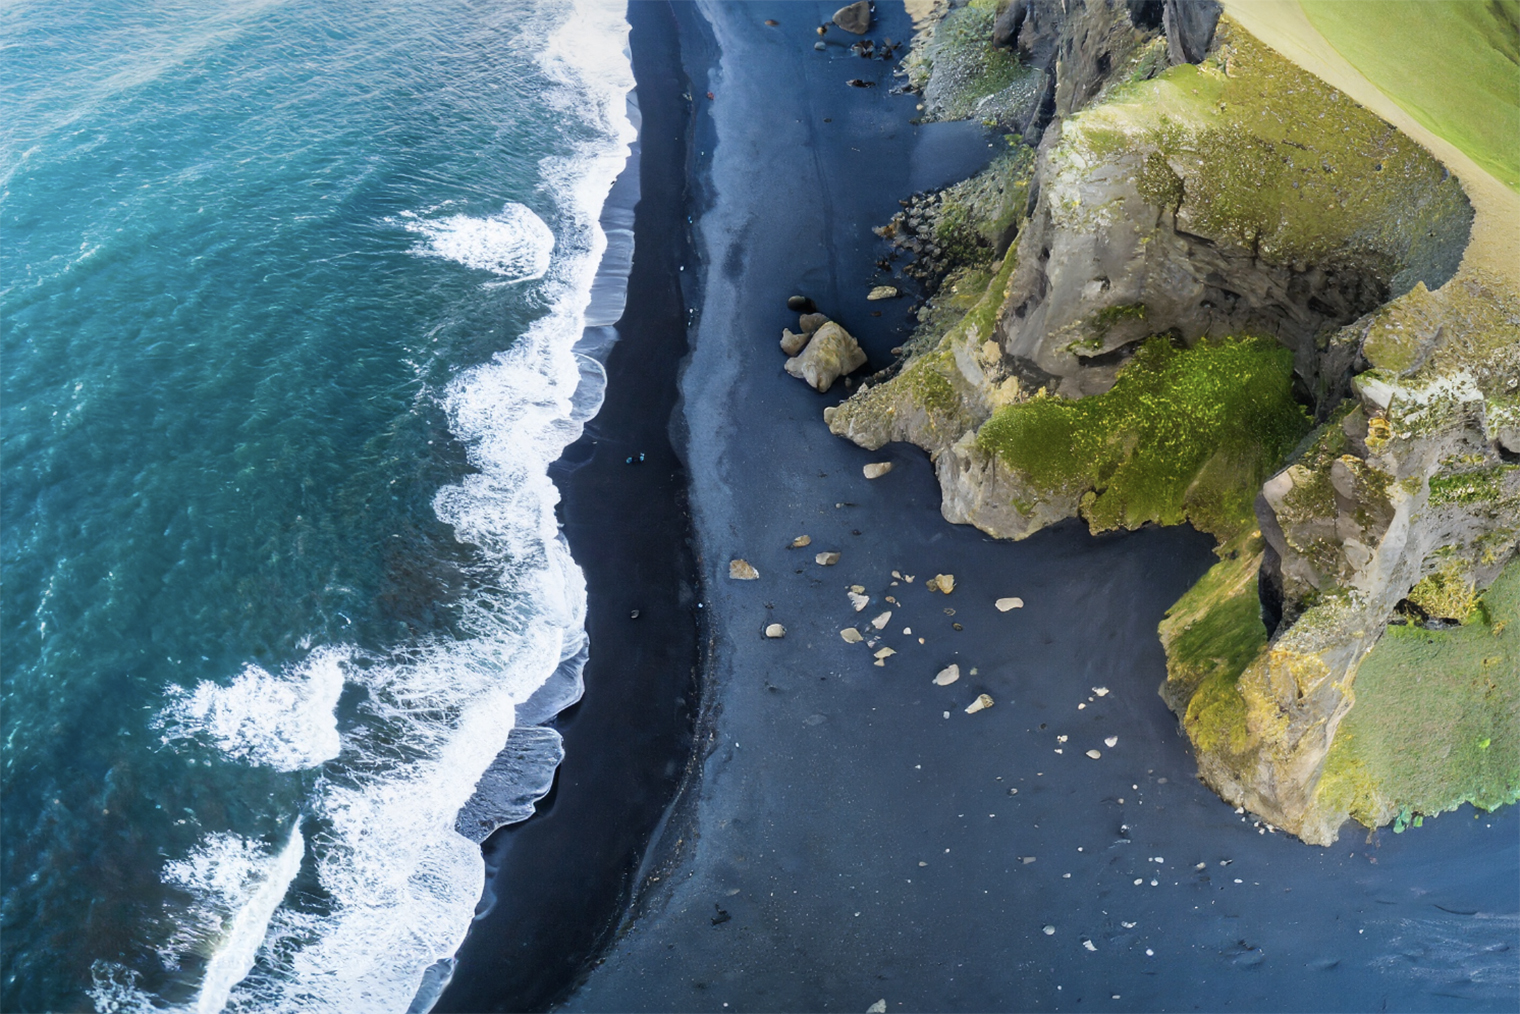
[1316,558,1520,831]
[1220,0,1519,287]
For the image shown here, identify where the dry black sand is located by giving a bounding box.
[441,3,1519,1012]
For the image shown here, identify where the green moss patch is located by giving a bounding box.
[1316,556,1520,828]
[975,336,1311,538]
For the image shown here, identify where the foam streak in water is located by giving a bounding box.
[155,648,347,773]
[403,202,555,281]
[190,821,305,1014]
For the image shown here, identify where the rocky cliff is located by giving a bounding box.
[831,0,1518,843]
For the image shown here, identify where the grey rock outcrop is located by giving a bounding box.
[1162,0,1220,64]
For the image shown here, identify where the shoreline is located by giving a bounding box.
[434,2,705,1009]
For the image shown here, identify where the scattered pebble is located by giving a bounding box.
[995,597,1024,611]
[848,591,870,612]
[1056,735,1068,743]
[1085,749,1102,759]
[1042,925,1056,935]
[1020,856,1036,864]
[874,647,896,660]
[925,573,955,594]
[850,584,865,593]
[1093,686,1109,697]
[765,623,786,638]
[866,285,899,300]
[933,664,960,686]
[901,626,911,635]
[863,462,893,479]
[1105,735,1118,748]
[1146,948,1154,956]
[870,610,892,630]
[840,627,863,643]
[729,559,759,580]
[867,1001,887,1014]
[965,694,993,715]
[815,551,840,566]
[1082,939,1097,952]
[791,535,812,548]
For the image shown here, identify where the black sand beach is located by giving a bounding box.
[444,3,1519,1012]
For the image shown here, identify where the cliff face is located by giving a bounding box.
[831,0,1517,843]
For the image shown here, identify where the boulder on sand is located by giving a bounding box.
[783,321,866,392]
[832,1,871,35]
[786,294,815,312]
[799,312,829,334]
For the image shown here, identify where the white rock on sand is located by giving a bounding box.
[779,328,809,355]
[1105,735,1118,747]
[870,610,892,630]
[874,647,896,660]
[1092,686,1109,696]
[867,1001,887,1014]
[840,627,863,643]
[995,596,1024,611]
[765,623,786,638]
[965,694,994,714]
[862,461,893,479]
[791,534,811,548]
[926,573,955,594]
[866,285,898,300]
[729,559,759,580]
[933,664,960,686]
[848,591,870,612]
[1085,749,1101,759]
[815,551,840,566]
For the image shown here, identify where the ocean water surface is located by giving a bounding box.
[1,0,634,1009]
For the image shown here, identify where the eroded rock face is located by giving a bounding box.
[832,7,1510,842]
[1216,273,1520,843]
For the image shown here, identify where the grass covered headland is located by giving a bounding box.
[1300,0,1520,194]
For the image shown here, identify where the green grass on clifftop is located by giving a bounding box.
[1316,556,1520,829]
[976,336,1311,538]
[1301,0,1520,193]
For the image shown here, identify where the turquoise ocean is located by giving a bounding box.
[1,0,635,1009]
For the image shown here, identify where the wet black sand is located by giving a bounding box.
[443,2,1518,1012]
[433,3,703,1009]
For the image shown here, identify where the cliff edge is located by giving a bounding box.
[827,0,1518,843]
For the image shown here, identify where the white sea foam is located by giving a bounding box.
[127,1,640,1011]
[405,203,555,281]
[155,648,346,773]
[184,823,305,1014]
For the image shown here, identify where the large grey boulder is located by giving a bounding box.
[784,321,866,392]
[832,1,871,35]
